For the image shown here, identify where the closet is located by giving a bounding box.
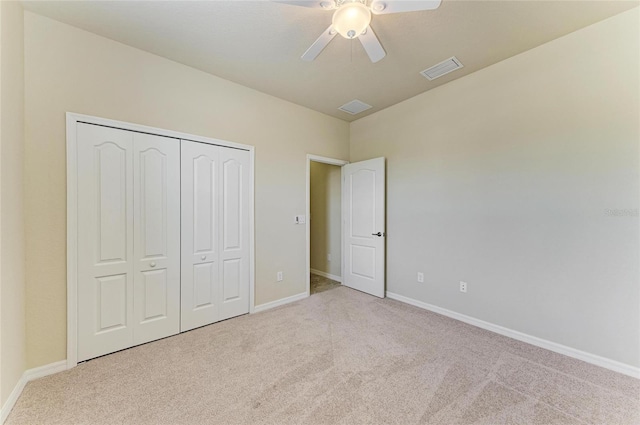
[74,121,251,362]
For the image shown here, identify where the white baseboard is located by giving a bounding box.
[386,291,640,379]
[1,360,67,424]
[310,269,342,283]
[253,292,308,314]
[0,375,27,425]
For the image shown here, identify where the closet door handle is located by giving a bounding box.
[372,232,384,237]
[201,255,207,261]
[150,262,156,268]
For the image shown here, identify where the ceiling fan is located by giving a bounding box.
[278,0,442,63]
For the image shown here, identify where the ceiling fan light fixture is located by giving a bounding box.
[332,1,371,39]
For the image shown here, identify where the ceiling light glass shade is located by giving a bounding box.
[332,2,371,39]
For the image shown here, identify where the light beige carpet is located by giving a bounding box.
[7,286,639,425]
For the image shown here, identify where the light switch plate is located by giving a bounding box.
[295,215,306,224]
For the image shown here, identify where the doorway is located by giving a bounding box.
[305,154,387,299]
[306,155,348,296]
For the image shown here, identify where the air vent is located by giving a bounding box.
[338,100,372,115]
[420,56,464,80]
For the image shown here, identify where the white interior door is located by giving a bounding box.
[181,141,250,330]
[181,140,220,331]
[77,123,135,361]
[219,147,250,321]
[77,124,181,361]
[132,133,180,344]
[342,157,386,298]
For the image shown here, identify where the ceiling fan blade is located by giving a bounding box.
[301,25,337,61]
[369,0,441,15]
[274,0,336,10]
[359,26,386,63]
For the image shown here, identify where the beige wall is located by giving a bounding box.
[23,11,349,368]
[350,8,640,367]
[310,161,342,278]
[0,0,26,407]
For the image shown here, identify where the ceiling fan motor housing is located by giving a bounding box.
[332,1,372,39]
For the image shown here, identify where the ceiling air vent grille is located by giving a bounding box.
[420,56,464,80]
[338,100,372,115]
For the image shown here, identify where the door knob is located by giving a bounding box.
[372,232,384,237]
[150,262,156,268]
[201,255,207,260]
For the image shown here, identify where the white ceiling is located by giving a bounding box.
[21,0,637,122]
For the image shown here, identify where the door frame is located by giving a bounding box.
[66,112,256,369]
[305,154,349,296]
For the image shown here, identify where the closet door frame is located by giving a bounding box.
[66,112,255,369]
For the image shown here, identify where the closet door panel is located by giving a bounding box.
[222,259,241,301]
[141,269,168,319]
[193,262,216,308]
[133,133,180,344]
[219,148,250,320]
[96,274,128,330]
[77,123,134,361]
[76,121,252,360]
[181,141,220,331]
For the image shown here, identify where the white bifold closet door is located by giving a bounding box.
[77,123,180,361]
[181,140,250,332]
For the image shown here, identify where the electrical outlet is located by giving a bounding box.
[460,281,467,293]
[277,271,283,282]
[417,272,424,283]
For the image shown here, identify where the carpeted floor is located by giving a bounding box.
[6,286,639,425]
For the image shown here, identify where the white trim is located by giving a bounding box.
[305,154,349,297]
[310,268,342,283]
[22,360,68,381]
[1,361,68,424]
[386,291,640,379]
[66,112,256,367]
[66,113,78,369]
[253,292,308,314]
[66,112,251,150]
[248,148,255,314]
[1,379,26,425]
